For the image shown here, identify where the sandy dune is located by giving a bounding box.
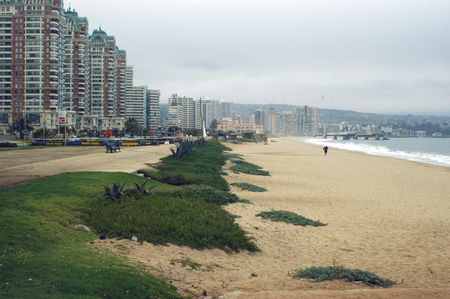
[93,138,449,298]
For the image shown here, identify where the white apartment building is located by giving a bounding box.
[168,93,195,129]
[146,89,160,131]
[126,85,146,128]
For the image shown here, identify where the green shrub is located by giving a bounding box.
[230,160,270,176]
[292,265,396,287]
[180,185,240,205]
[231,182,267,192]
[256,210,326,227]
[145,139,229,191]
[89,193,258,252]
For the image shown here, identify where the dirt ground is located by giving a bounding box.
[0,145,171,189]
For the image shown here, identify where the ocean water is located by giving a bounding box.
[305,137,450,167]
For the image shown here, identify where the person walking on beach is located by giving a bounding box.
[323,146,328,156]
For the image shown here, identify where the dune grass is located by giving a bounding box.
[231,182,267,192]
[89,190,258,252]
[230,159,270,176]
[256,210,326,227]
[0,172,184,298]
[139,139,229,191]
[292,265,396,287]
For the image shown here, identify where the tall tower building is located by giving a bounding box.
[168,94,195,129]
[115,48,126,117]
[88,27,122,118]
[146,89,160,131]
[0,0,65,125]
[63,8,88,121]
[126,86,146,128]
[295,105,318,136]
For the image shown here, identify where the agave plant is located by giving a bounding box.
[104,182,126,201]
[134,181,155,195]
[170,139,197,158]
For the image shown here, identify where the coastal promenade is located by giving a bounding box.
[0,145,171,189]
[94,138,449,298]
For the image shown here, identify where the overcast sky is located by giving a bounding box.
[68,0,450,116]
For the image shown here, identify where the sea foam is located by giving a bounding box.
[305,139,450,167]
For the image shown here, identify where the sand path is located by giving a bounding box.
[93,138,449,298]
[0,145,172,189]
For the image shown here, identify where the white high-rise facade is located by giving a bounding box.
[126,85,146,128]
[146,89,160,131]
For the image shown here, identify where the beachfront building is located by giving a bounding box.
[168,94,195,129]
[146,89,160,131]
[0,0,66,128]
[63,8,88,118]
[0,1,159,134]
[295,105,318,136]
[126,86,147,128]
[217,118,263,135]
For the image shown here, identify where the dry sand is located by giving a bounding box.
[92,138,450,298]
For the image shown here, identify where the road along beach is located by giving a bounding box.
[94,137,449,298]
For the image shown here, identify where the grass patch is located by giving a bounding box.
[292,265,396,287]
[231,182,267,192]
[256,210,326,227]
[230,160,270,176]
[0,172,185,298]
[139,139,229,191]
[89,191,258,252]
[179,185,240,205]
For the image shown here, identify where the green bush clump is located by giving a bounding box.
[230,160,270,176]
[180,185,240,205]
[292,265,396,287]
[141,140,229,191]
[231,182,267,192]
[256,210,326,227]
[89,193,258,252]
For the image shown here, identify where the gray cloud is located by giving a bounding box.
[69,0,450,115]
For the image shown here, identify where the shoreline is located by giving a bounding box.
[301,136,450,168]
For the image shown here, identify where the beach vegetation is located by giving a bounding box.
[0,172,185,298]
[292,264,396,287]
[256,210,326,227]
[89,188,258,252]
[230,159,270,176]
[231,182,267,192]
[178,185,240,205]
[139,139,229,191]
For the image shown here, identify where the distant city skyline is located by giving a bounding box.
[69,0,450,116]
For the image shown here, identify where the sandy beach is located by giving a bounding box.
[92,138,449,298]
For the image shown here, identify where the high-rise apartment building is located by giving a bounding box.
[63,8,88,131]
[296,105,318,135]
[146,89,160,131]
[126,85,146,128]
[0,0,65,127]
[168,94,195,129]
[88,28,121,118]
[116,49,126,117]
